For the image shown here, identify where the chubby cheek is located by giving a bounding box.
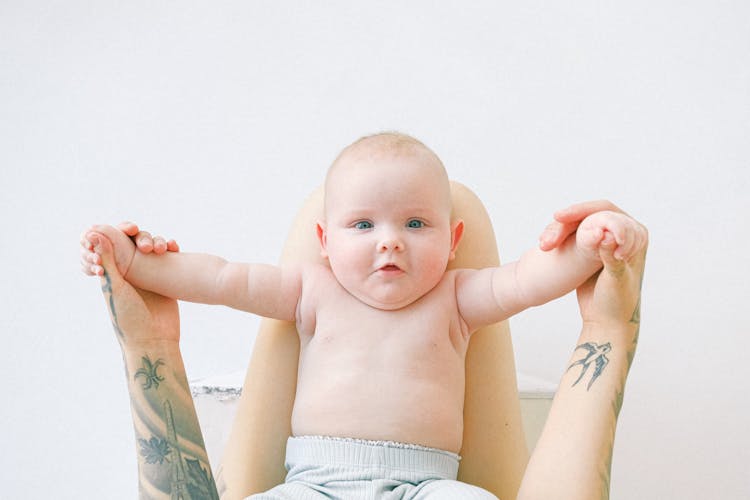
[429,257,451,277]
[415,249,451,283]
[327,242,369,279]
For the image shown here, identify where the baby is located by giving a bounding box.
[83,132,639,499]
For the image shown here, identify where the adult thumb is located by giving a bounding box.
[599,231,625,276]
[89,231,124,289]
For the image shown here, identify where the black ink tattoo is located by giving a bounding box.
[627,294,641,370]
[567,342,612,390]
[101,271,124,339]
[134,356,165,390]
[164,400,191,499]
[138,436,172,464]
[612,388,625,419]
[629,296,641,324]
[163,400,219,500]
[129,353,219,499]
[185,458,220,500]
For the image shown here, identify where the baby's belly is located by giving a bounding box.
[292,349,467,453]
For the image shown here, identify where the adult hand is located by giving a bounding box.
[540,200,648,325]
[80,222,179,277]
[86,231,180,346]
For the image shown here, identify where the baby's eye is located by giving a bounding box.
[406,219,424,229]
[354,221,373,230]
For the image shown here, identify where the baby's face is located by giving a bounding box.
[319,149,461,310]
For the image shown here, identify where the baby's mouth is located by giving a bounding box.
[379,264,402,272]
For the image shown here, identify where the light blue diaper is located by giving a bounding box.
[246,436,498,499]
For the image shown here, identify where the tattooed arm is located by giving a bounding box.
[517,201,647,500]
[86,232,221,499]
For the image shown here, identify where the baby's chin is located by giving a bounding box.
[347,288,425,311]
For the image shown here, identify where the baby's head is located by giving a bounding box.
[317,132,464,310]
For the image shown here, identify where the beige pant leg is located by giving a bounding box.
[218,188,325,499]
[450,182,529,500]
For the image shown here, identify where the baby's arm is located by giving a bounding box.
[84,225,301,322]
[457,210,646,332]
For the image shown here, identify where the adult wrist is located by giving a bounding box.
[120,337,181,354]
[580,319,638,340]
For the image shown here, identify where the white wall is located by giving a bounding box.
[2,1,748,498]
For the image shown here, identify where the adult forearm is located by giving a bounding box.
[517,318,639,500]
[121,340,219,500]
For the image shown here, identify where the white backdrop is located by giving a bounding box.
[2,1,748,498]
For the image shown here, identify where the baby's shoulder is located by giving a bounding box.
[300,262,334,281]
[437,268,466,289]
[425,269,463,301]
[298,263,339,296]
[294,263,335,336]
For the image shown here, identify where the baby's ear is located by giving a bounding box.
[449,219,465,261]
[316,222,329,259]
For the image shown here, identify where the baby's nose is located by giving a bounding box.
[378,233,404,252]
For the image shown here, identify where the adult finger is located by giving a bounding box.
[599,231,625,273]
[117,221,140,237]
[80,261,97,276]
[80,254,100,276]
[80,230,94,251]
[554,200,626,224]
[539,219,582,251]
[80,247,101,268]
[88,232,122,284]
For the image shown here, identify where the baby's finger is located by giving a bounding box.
[134,231,154,253]
[152,235,168,255]
[619,222,648,261]
[166,239,180,252]
[581,211,625,242]
[602,214,642,261]
[576,222,605,251]
[613,224,638,261]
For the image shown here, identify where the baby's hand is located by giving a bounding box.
[80,222,179,277]
[575,211,646,262]
[114,221,180,255]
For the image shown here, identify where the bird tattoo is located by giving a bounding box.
[567,342,612,390]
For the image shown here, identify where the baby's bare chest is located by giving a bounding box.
[301,282,469,365]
